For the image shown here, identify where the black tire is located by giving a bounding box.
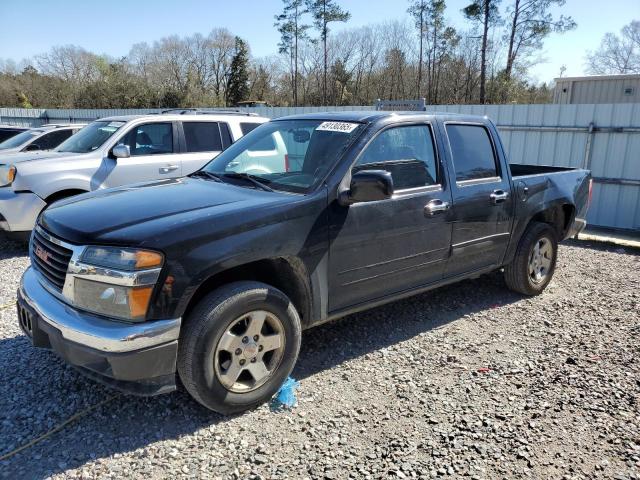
[177,281,301,414]
[504,222,558,296]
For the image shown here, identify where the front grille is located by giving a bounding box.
[31,227,72,292]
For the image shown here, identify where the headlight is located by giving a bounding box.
[0,165,16,187]
[72,246,164,321]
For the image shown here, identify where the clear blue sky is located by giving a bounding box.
[0,0,638,83]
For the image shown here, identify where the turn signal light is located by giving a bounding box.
[135,251,164,269]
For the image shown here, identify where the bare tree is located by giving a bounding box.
[586,20,640,74]
[504,0,575,82]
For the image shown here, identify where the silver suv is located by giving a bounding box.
[0,124,85,154]
[0,112,269,235]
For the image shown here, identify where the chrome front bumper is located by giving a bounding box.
[0,188,46,232]
[19,266,181,353]
[18,266,181,395]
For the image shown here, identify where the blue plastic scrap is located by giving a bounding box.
[271,376,300,410]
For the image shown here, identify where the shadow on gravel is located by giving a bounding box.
[564,238,640,255]
[0,270,522,478]
[0,235,29,260]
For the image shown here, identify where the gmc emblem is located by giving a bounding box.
[35,245,50,264]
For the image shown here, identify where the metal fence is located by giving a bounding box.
[1,103,638,231]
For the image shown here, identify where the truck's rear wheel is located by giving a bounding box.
[177,281,301,414]
[504,222,558,296]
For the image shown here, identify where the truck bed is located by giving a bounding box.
[510,163,578,177]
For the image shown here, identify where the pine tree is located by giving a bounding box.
[275,0,309,106]
[463,0,501,104]
[306,0,350,106]
[227,37,250,106]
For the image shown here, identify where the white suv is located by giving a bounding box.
[0,112,269,236]
[0,124,86,154]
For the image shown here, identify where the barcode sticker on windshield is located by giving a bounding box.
[316,121,359,133]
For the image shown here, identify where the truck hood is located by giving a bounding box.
[40,177,294,245]
[0,150,75,165]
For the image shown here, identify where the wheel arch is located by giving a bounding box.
[44,188,89,205]
[529,202,575,240]
[181,256,313,328]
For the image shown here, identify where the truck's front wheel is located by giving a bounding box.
[504,222,558,296]
[177,281,301,414]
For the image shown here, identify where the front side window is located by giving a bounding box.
[204,119,363,193]
[182,122,222,152]
[32,130,73,150]
[355,125,438,190]
[446,124,498,182]
[119,123,173,156]
[56,121,125,153]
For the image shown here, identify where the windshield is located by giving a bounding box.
[203,119,363,193]
[0,130,41,150]
[55,120,125,153]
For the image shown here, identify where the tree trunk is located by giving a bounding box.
[431,23,438,104]
[505,0,519,81]
[479,0,490,104]
[322,1,327,106]
[294,3,299,107]
[417,6,424,98]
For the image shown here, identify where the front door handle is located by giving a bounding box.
[159,164,179,174]
[424,199,450,216]
[490,189,509,204]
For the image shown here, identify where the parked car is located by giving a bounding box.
[0,125,29,143]
[0,112,269,236]
[17,111,591,414]
[0,124,85,153]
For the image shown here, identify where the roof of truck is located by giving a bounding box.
[276,110,487,123]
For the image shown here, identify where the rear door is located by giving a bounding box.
[102,121,181,187]
[328,122,453,312]
[178,121,230,175]
[440,121,514,277]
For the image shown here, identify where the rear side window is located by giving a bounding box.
[240,122,275,152]
[183,122,222,152]
[240,122,260,135]
[355,125,438,190]
[446,124,498,181]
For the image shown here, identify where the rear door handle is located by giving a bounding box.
[490,190,509,204]
[424,199,450,216]
[159,164,179,174]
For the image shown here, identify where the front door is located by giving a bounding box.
[101,122,181,188]
[441,122,514,277]
[328,123,453,312]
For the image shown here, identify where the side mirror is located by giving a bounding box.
[24,143,41,151]
[339,169,394,206]
[112,144,130,159]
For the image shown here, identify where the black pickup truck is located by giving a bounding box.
[17,111,591,413]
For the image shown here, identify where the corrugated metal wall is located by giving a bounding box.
[1,103,638,230]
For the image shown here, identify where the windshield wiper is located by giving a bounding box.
[190,170,223,182]
[220,172,274,192]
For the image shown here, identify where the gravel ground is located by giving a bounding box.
[0,235,638,480]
